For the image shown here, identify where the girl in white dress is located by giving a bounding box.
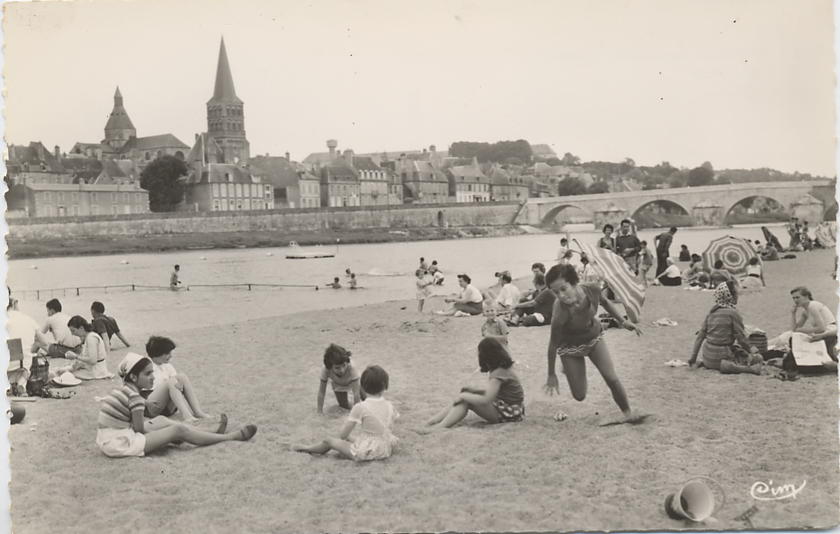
[294,365,398,461]
[53,316,113,380]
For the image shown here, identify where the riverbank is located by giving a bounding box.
[5,225,535,260]
[9,249,839,532]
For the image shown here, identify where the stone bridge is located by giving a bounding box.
[515,180,836,227]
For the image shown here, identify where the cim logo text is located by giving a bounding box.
[750,479,807,501]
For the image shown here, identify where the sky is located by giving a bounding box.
[1,0,836,176]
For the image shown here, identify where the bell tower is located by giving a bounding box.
[103,86,136,150]
[206,37,249,164]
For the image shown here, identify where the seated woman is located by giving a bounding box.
[509,273,556,327]
[51,316,114,380]
[435,274,484,316]
[678,244,691,262]
[790,286,837,361]
[684,254,710,288]
[761,243,780,261]
[708,260,733,288]
[740,257,766,290]
[654,258,682,286]
[688,281,763,374]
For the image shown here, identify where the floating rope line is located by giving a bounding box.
[11,282,322,300]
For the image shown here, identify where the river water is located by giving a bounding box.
[7,224,784,333]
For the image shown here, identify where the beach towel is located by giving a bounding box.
[578,241,645,323]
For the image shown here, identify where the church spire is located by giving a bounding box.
[209,37,242,104]
[103,85,136,149]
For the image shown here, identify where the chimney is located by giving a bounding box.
[327,139,338,159]
[285,152,290,162]
[54,145,61,158]
[343,149,354,167]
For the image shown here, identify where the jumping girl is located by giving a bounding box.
[96,353,257,458]
[54,315,113,380]
[425,337,524,430]
[294,365,398,461]
[542,264,646,424]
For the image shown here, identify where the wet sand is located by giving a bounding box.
[9,249,839,532]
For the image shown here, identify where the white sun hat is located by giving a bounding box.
[52,371,81,387]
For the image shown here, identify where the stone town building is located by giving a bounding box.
[70,87,189,168]
[396,156,449,204]
[487,164,530,201]
[353,153,392,206]
[446,158,491,203]
[183,38,269,212]
[320,156,361,207]
[6,182,149,218]
[249,155,321,209]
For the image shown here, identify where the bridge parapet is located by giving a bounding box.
[517,180,833,226]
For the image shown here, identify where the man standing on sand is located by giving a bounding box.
[170,264,183,291]
[654,227,678,277]
[614,219,642,274]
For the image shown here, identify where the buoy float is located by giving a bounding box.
[30,265,38,270]
[266,252,274,257]
[199,256,207,260]
[120,260,129,265]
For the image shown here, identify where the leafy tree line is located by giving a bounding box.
[449,140,533,164]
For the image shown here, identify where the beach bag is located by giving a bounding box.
[26,356,50,397]
[748,332,768,355]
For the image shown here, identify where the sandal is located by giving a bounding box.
[215,413,228,434]
[239,424,258,441]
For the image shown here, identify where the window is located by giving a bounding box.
[213,200,220,211]
[229,200,235,210]
[145,152,151,161]
[57,192,64,202]
[91,205,99,215]
[91,192,97,201]
[252,184,260,197]
[124,192,129,202]
[212,183,220,197]
[112,193,117,202]
[220,183,228,197]
[264,184,271,192]
[235,183,242,197]
[227,173,234,184]
[43,192,51,202]
[112,205,118,215]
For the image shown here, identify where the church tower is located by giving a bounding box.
[103,86,136,150]
[206,37,249,164]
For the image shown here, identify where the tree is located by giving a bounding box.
[687,166,715,187]
[140,155,189,212]
[561,152,581,166]
[556,177,587,196]
[587,181,610,194]
[668,172,688,188]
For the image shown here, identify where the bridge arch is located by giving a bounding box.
[722,195,786,223]
[630,199,690,221]
[540,204,589,226]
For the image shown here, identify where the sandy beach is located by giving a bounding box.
[8,249,839,532]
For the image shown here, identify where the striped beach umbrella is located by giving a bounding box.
[577,241,645,323]
[701,235,755,275]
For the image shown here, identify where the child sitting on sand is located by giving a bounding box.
[317,344,363,413]
[295,365,398,461]
[424,337,524,430]
[481,305,509,345]
[96,353,256,458]
[142,336,222,425]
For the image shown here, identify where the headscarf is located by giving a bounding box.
[713,282,736,309]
